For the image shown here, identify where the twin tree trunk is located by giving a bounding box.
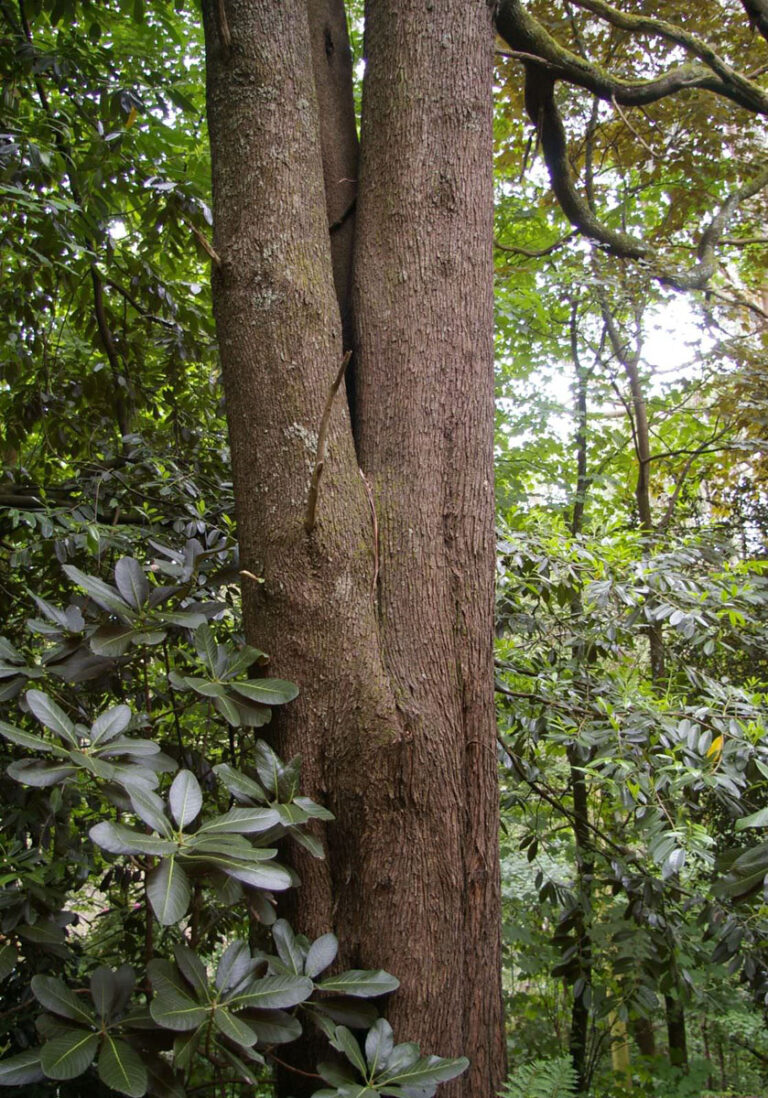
[202,2,505,1096]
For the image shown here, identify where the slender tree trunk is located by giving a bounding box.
[632,1016,656,1058]
[567,748,593,1094]
[202,3,505,1096]
[665,993,689,1071]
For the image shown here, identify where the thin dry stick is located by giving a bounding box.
[611,94,656,158]
[304,351,352,534]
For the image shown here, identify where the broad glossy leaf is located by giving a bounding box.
[213,694,245,726]
[304,932,338,978]
[197,806,280,836]
[174,945,210,1001]
[115,558,150,610]
[0,720,62,754]
[215,941,255,994]
[224,643,267,678]
[377,1055,469,1088]
[193,623,218,674]
[40,1029,99,1080]
[309,998,379,1030]
[212,1006,258,1048]
[318,1059,359,1087]
[91,965,135,1022]
[63,566,132,617]
[187,853,292,891]
[25,690,77,745]
[213,763,268,804]
[318,970,400,998]
[90,822,177,857]
[89,624,137,658]
[149,988,208,1032]
[294,795,334,821]
[331,1026,367,1077]
[90,704,132,745]
[272,919,304,973]
[736,807,768,830]
[0,1050,44,1085]
[225,974,313,1011]
[7,758,79,786]
[31,975,95,1025]
[291,829,326,859]
[168,769,202,829]
[147,857,191,925]
[129,786,173,836]
[242,1008,301,1045]
[98,1036,147,1097]
[229,679,299,705]
[365,1019,394,1073]
[181,676,227,698]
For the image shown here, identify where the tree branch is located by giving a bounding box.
[496,0,768,114]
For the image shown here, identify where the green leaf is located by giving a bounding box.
[212,1006,258,1048]
[90,704,133,745]
[90,822,177,857]
[174,945,210,1001]
[213,762,268,804]
[194,623,218,675]
[98,1036,148,1097]
[213,694,246,726]
[129,786,173,837]
[365,1019,394,1073]
[147,857,191,925]
[189,853,292,892]
[149,988,208,1032]
[115,558,150,610]
[168,769,202,829]
[224,643,267,678]
[0,943,17,981]
[182,676,227,698]
[7,759,78,786]
[243,1008,301,1045]
[377,1054,469,1089]
[225,974,313,1011]
[90,624,137,657]
[736,807,768,830]
[305,932,338,978]
[40,1029,99,1080]
[0,1050,44,1085]
[215,941,256,994]
[229,679,299,705]
[0,720,62,753]
[197,805,280,835]
[331,1026,368,1077]
[272,919,304,973]
[31,976,96,1025]
[25,690,77,745]
[318,970,400,998]
[63,566,133,617]
[90,965,134,1022]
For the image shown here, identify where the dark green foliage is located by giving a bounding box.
[0,551,466,1097]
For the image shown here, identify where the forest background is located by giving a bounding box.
[1,1,768,1097]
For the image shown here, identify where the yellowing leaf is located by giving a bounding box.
[707,735,723,760]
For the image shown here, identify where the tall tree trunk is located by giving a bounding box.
[202,3,505,1096]
[567,748,593,1094]
[665,994,689,1070]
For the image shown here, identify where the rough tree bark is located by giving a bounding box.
[202,2,505,1096]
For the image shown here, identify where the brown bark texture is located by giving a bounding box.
[202,1,504,1095]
